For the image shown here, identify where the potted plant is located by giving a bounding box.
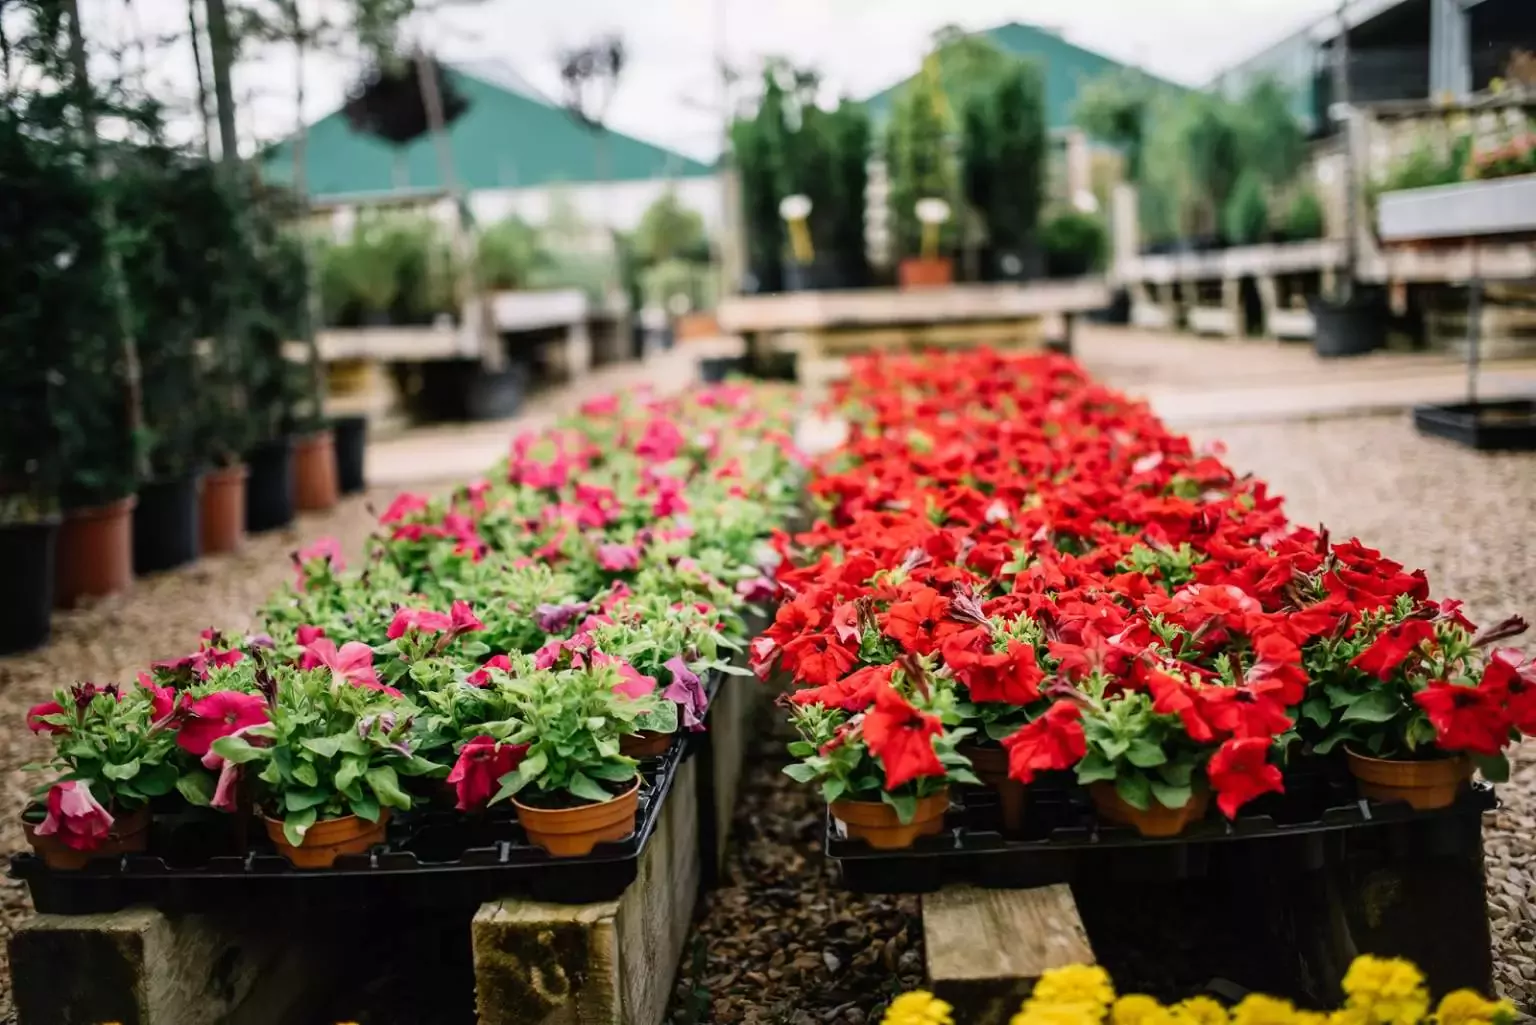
[0,108,73,650]
[207,662,440,868]
[1309,602,1526,810]
[1040,209,1108,279]
[241,196,309,533]
[1222,169,1270,248]
[785,665,976,849]
[113,147,209,575]
[492,661,649,857]
[961,59,1046,282]
[1284,187,1325,242]
[888,54,959,289]
[23,681,180,868]
[730,67,790,295]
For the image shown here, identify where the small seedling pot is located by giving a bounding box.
[513,780,641,858]
[263,809,391,869]
[830,789,950,850]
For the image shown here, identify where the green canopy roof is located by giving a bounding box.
[862,22,1183,130]
[262,66,712,202]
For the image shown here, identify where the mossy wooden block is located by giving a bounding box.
[474,758,701,1025]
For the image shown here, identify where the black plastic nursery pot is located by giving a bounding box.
[1309,291,1388,358]
[132,473,203,576]
[0,518,59,655]
[1413,399,1536,451]
[331,415,369,495]
[244,436,296,534]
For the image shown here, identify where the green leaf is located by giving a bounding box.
[1324,682,1360,709]
[1341,691,1401,724]
[1124,739,1168,769]
[1075,752,1117,784]
[135,762,179,797]
[1313,730,1353,755]
[587,761,638,782]
[948,768,981,787]
[1148,780,1193,809]
[1115,772,1152,811]
[365,766,413,811]
[293,761,319,788]
[334,756,367,792]
[1301,697,1332,728]
[821,778,847,804]
[567,772,611,803]
[176,771,216,807]
[1157,760,1195,787]
[1100,737,1131,761]
[1474,752,1511,783]
[285,789,331,812]
[881,790,919,825]
[301,735,347,759]
[211,735,267,765]
[282,807,318,847]
[101,759,141,781]
[350,794,381,823]
[782,763,819,783]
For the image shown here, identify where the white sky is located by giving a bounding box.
[78,0,1343,160]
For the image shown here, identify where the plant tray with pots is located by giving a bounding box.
[1412,399,1536,451]
[11,712,698,915]
[826,766,1496,894]
[1377,174,1536,243]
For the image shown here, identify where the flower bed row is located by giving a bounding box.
[23,383,805,870]
[882,954,1514,1025]
[758,349,1532,845]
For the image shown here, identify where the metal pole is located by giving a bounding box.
[1333,0,1356,304]
[415,49,500,370]
[1467,268,1481,407]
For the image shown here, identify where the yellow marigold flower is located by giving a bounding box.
[1292,1012,1330,1025]
[1013,1005,1107,1025]
[1232,993,1301,1025]
[1340,957,1429,1025]
[883,991,955,1025]
[1111,994,1171,1025]
[1172,996,1231,1025]
[1434,990,1516,1025]
[1032,965,1117,1013]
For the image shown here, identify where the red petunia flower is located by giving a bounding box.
[34,780,115,851]
[1351,620,1436,680]
[951,640,1044,705]
[1002,700,1087,784]
[1414,680,1510,756]
[467,654,512,688]
[26,701,69,735]
[1206,736,1283,818]
[446,736,529,812]
[861,684,945,790]
[1483,648,1536,734]
[177,690,270,758]
[882,586,950,655]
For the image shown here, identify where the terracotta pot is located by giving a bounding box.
[513,780,641,858]
[200,464,248,555]
[1090,782,1211,838]
[676,312,721,341]
[264,810,390,868]
[959,743,1027,834]
[830,789,950,850]
[1346,748,1471,810]
[897,257,954,290]
[620,730,673,758]
[24,805,150,870]
[293,429,339,512]
[55,495,136,608]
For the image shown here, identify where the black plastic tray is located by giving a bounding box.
[1413,399,1536,451]
[12,696,707,915]
[828,768,1498,893]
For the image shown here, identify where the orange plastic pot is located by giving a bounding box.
[830,789,950,850]
[293,429,339,512]
[199,464,248,555]
[959,744,1027,834]
[513,780,641,857]
[55,495,136,608]
[897,257,954,290]
[263,809,390,868]
[1346,748,1470,810]
[1090,782,1211,838]
[620,730,673,758]
[24,805,149,870]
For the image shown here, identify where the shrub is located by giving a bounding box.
[1040,209,1107,277]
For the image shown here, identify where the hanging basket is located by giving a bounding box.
[342,55,471,147]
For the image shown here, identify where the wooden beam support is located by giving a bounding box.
[472,757,701,1025]
[922,884,1094,1025]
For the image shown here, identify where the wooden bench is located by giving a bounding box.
[922,884,1094,1025]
